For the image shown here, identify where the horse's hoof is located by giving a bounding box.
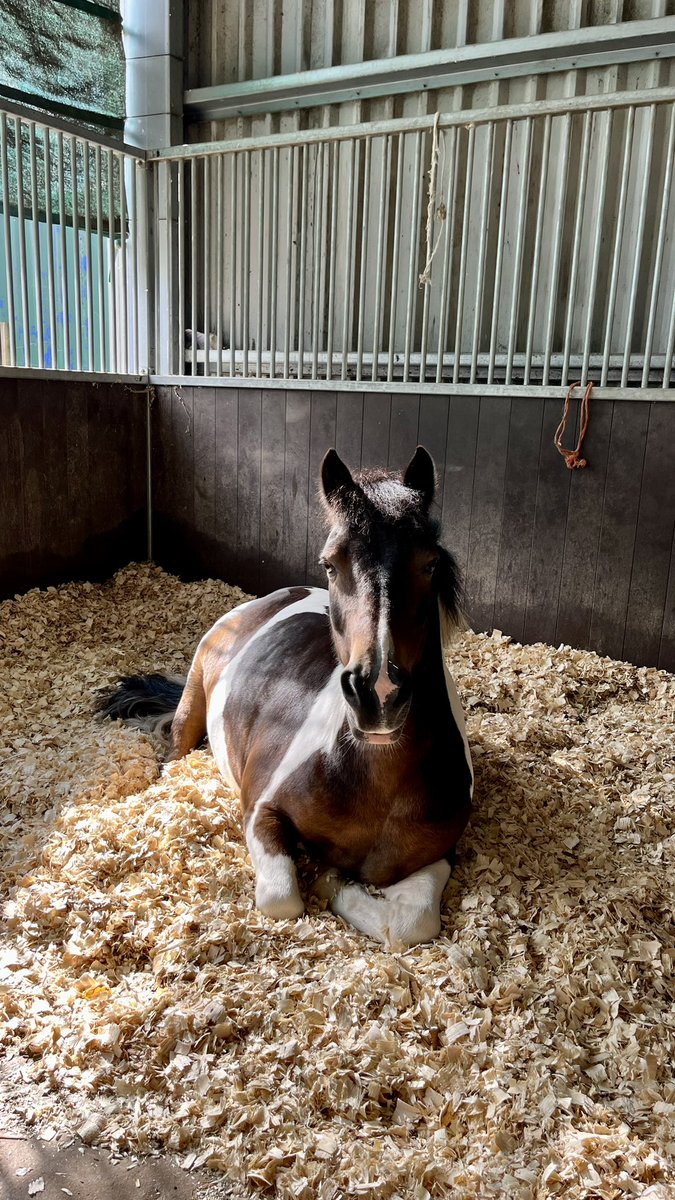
[313,869,341,902]
[256,888,305,920]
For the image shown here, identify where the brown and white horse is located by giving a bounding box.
[99,447,473,948]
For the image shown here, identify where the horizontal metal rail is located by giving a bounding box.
[184,18,675,121]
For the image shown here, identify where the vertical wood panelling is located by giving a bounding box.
[522,398,574,646]
[589,401,651,659]
[622,403,675,666]
[236,389,263,593]
[192,385,217,571]
[555,398,614,650]
[150,386,675,673]
[465,395,512,632]
[260,389,288,594]
[306,391,337,588]
[0,379,146,598]
[282,391,311,583]
[493,395,544,643]
[441,395,479,582]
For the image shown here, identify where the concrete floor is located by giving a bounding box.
[0,1059,234,1200]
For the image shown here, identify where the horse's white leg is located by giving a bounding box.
[328,859,451,949]
[245,808,304,921]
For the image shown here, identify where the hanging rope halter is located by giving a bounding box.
[554,381,593,470]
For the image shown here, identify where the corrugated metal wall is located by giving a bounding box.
[185,0,675,143]
[171,2,675,388]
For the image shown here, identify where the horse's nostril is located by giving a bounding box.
[340,669,358,702]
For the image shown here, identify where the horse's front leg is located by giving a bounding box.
[322,859,451,949]
[245,803,304,920]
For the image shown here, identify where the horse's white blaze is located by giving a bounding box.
[330,858,451,949]
[206,587,330,790]
[443,661,473,796]
[374,569,396,707]
[247,831,304,920]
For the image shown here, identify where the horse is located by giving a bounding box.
[98,446,473,948]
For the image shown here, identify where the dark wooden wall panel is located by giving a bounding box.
[0,377,147,599]
[151,386,675,673]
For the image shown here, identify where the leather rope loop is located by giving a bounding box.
[554,381,593,470]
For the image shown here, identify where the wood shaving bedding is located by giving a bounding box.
[1,563,674,1200]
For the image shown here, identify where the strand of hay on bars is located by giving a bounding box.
[1,564,674,1199]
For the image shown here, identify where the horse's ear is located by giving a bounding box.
[403,446,436,510]
[321,448,357,506]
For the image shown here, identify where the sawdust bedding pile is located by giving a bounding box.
[1,563,674,1200]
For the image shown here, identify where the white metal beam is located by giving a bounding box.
[184,18,675,121]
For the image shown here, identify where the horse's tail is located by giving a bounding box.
[95,673,186,739]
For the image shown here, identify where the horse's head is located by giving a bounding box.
[319,445,461,747]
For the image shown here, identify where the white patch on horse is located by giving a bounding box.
[246,662,345,918]
[207,588,330,789]
[247,830,304,920]
[373,570,396,707]
[328,858,451,949]
[443,659,474,796]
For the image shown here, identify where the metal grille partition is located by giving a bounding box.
[0,100,148,377]
[153,87,675,394]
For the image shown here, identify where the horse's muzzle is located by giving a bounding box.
[341,665,412,742]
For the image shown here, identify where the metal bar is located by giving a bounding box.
[257,149,265,378]
[340,139,356,382]
[203,154,211,377]
[183,21,675,122]
[0,114,16,366]
[83,142,95,372]
[296,144,308,379]
[643,105,675,387]
[664,276,675,388]
[325,141,338,382]
[57,131,71,369]
[14,119,31,366]
[505,117,533,385]
[27,123,45,369]
[215,155,223,377]
[69,135,83,372]
[0,96,144,156]
[469,122,495,384]
[269,146,279,378]
[561,111,592,386]
[230,154,237,378]
[119,152,130,375]
[621,104,656,388]
[386,132,405,384]
[152,157,160,378]
[601,107,635,386]
[403,131,424,383]
[146,370,674,402]
[107,148,117,373]
[453,125,475,384]
[435,126,459,384]
[542,113,572,386]
[371,135,390,383]
[130,158,140,377]
[523,115,551,385]
[165,159,175,376]
[311,141,324,381]
[242,149,251,376]
[355,137,372,383]
[580,111,613,385]
[95,143,106,371]
[191,156,197,377]
[487,120,513,384]
[283,146,295,379]
[43,129,57,370]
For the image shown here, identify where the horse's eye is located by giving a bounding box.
[321,559,337,580]
[423,558,439,576]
